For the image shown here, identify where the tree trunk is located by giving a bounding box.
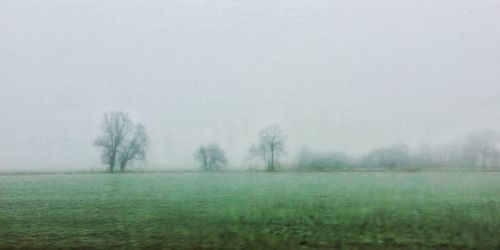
[120,159,127,172]
[109,157,115,172]
[270,147,274,171]
[109,150,117,172]
[267,146,274,171]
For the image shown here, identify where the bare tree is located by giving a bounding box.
[94,111,132,172]
[195,146,209,171]
[195,143,227,171]
[249,125,286,171]
[117,124,149,171]
[94,111,148,172]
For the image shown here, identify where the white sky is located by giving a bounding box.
[1,0,500,170]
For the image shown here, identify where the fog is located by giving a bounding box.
[1,0,499,171]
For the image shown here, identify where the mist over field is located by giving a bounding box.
[1,2,500,249]
[1,0,500,172]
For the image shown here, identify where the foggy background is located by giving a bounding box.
[1,0,499,171]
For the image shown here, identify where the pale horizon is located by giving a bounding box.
[1,0,500,171]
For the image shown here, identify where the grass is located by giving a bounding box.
[0,172,499,249]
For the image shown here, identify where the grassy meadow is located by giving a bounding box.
[0,172,499,249]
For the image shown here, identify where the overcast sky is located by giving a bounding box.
[1,0,499,171]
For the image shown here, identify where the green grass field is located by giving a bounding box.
[1,172,499,249]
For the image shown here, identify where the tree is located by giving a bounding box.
[297,149,351,171]
[413,144,434,168]
[460,130,500,169]
[362,143,411,169]
[431,143,460,168]
[94,111,148,172]
[249,125,286,171]
[117,124,149,171]
[195,143,227,171]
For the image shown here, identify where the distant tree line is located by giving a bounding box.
[94,111,500,172]
[297,130,500,171]
[297,150,352,171]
